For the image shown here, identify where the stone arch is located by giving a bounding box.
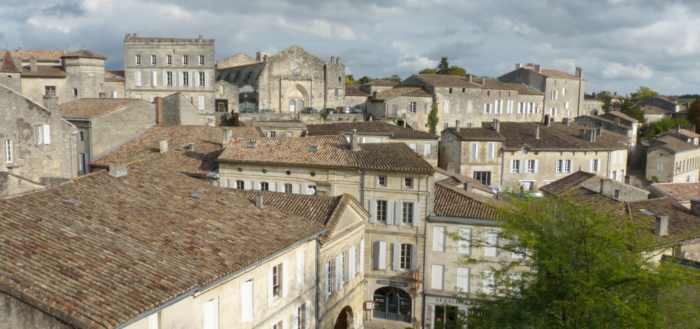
[238,84,258,113]
[334,306,354,329]
[285,83,309,113]
[373,286,412,323]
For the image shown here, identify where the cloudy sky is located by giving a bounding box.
[1,0,699,95]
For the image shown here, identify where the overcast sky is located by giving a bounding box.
[1,0,699,95]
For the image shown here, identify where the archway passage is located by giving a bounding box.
[373,287,412,323]
[334,306,354,329]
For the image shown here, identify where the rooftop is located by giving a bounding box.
[62,49,106,60]
[651,135,700,154]
[345,86,370,97]
[60,98,150,119]
[518,64,580,80]
[651,182,700,203]
[405,74,542,95]
[306,121,437,140]
[105,70,125,82]
[602,110,639,124]
[364,79,399,87]
[124,34,214,44]
[432,183,499,220]
[1,50,65,61]
[20,65,66,78]
[372,86,432,100]
[0,52,19,73]
[218,135,434,175]
[539,171,596,195]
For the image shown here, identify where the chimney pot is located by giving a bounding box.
[535,125,541,140]
[255,192,264,209]
[656,216,669,237]
[108,163,128,177]
[493,119,500,133]
[350,128,361,151]
[159,140,168,153]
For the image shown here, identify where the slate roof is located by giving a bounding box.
[345,86,369,97]
[539,171,596,195]
[432,183,499,220]
[603,110,638,124]
[216,62,265,87]
[447,127,505,142]
[0,155,324,329]
[306,122,437,140]
[218,135,434,175]
[372,86,432,100]
[60,98,149,119]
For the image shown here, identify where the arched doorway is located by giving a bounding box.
[373,287,412,322]
[334,306,354,329]
[285,84,309,113]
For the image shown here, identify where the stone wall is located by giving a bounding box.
[161,93,212,126]
[64,57,105,99]
[89,100,155,160]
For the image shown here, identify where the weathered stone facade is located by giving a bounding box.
[123,34,216,113]
[216,46,345,113]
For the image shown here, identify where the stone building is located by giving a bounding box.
[252,120,307,138]
[123,34,216,113]
[60,98,155,174]
[305,121,439,166]
[439,120,629,192]
[215,46,345,113]
[650,182,700,209]
[216,135,435,328]
[637,96,684,123]
[645,129,700,183]
[344,86,369,113]
[0,63,77,196]
[499,63,586,122]
[0,50,126,104]
[372,74,545,132]
[359,79,399,97]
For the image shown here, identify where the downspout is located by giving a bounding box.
[315,237,322,329]
[359,170,366,205]
[499,149,505,190]
[420,174,431,328]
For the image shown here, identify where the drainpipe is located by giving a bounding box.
[315,237,322,329]
[499,149,505,190]
[419,174,430,329]
[359,170,366,205]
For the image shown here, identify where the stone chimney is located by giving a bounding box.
[255,192,264,209]
[655,215,669,237]
[515,63,522,70]
[350,129,361,151]
[534,64,541,73]
[690,198,700,216]
[159,140,169,153]
[535,125,541,140]
[223,128,233,145]
[30,57,38,73]
[43,95,58,112]
[463,182,472,193]
[493,119,500,133]
[575,67,583,78]
[108,163,128,177]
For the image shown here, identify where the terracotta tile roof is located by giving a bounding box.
[519,65,580,80]
[105,70,125,82]
[306,122,437,140]
[0,156,324,329]
[651,183,700,203]
[62,49,106,60]
[251,120,307,129]
[345,86,369,97]
[603,111,638,124]
[433,183,499,220]
[651,135,700,153]
[407,74,477,88]
[405,74,542,95]
[434,167,493,194]
[539,171,596,195]
[218,135,434,175]
[2,50,65,61]
[241,191,342,226]
[60,98,149,119]
[364,79,399,87]
[20,65,66,78]
[124,35,214,44]
[372,86,432,100]
[447,127,505,142]
[0,52,19,73]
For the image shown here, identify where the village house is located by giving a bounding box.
[439,120,629,191]
[645,129,700,183]
[637,96,685,123]
[344,85,369,113]
[539,171,650,202]
[305,121,439,166]
[216,134,435,328]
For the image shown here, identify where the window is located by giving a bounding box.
[199,71,206,87]
[487,142,495,160]
[151,71,158,87]
[431,265,444,290]
[135,54,141,65]
[308,185,317,195]
[260,182,269,191]
[590,159,599,173]
[150,54,156,65]
[241,280,254,322]
[432,226,445,252]
[443,100,450,114]
[326,259,335,295]
[202,298,219,329]
[4,139,13,164]
[183,72,189,86]
[166,72,173,87]
[527,159,537,173]
[44,85,56,97]
[284,183,293,194]
[236,180,244,190]
[458,228,471,254]
[400,244,412,270]
[373,241,387,270]
[167,55,172,65]
[474,171,492,186]
[79,153,86,174]
[402,202,414,225]
[408,101,417,113]
[297,304,307,329]
[183,55,189,65]
[404,177,414,189]
[456,267,470,292]
[378,175,387,187]
[511,159,521,173]
[199,55,205,65]
[376,200,387,223]
[471,143,479,161]
[73,88,78,97]
[564,159,572,173]
[556,159,564,173]
[424,143,432,157]
[272,263,283,298]
[485,233,498,257]
[35,124,51,145]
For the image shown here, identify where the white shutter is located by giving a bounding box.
[191,70,196,88]
[424,143,431,157]
[179,71,184,87]
[367,199,375,223]
[456,268,470,292]
[147,313,158,329]
[135,71,142,87]
[458,228,471,255]
[162,71,167,88]
[267,268,274,305]
[386,201,394,225]
[534,160,539,173]
[359,239,365,273]
[392,243,400,271]
[35,126,43,145]
[411,245,418,270]
[152,71,158,87]
[485,233,498,257]
[431,265,444,290]
[394,201,401,225]
[296,250,304,289]
[349,246,356,278]
[204,71,208,87]
[324,262,331,299]
[335,255,342,290]
[198,95,206,111]
[241,280,254,322]
[432,226,445,252]
[293,308,299,329]
[282,261,289,297]
[254,181,260,191]
[202,298,219,329]
[378,241,387,270]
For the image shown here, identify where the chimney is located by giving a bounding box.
[350,129,361,151]
[256,52,262,62]
[575,67,583,78]
[515,63,521,70]
[223,128,233,145]
[336,56,342,64]
[534,64,541,73]
[535,125,541,140]
[563,118,571,127]
[255,192,264,209]
[690,198,700,216]
[108,163,128,177]
[655,216,669,237]
[330,56,336,64]
[493,119,500,133]
[463,182,472,193]
[154,97,162,125]
[30,57,38,73]
[43,95,58,112]
[159,140,169,153]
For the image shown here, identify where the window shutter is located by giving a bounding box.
[179,71,184,87]
[432,226,445,252]
[335,255,342,290]
[202,298,219,329]
[147,313,158,329]
[292,309,299,329]
[162,71,167,87]
[458,228,471,255]
[241,280,254,322]
[296,250,304,289]
[431,265,443,290]
[372,241,379,270]
[254,181,261,191]
[411,245,418,271]
[392,243,400,271]
[35,126,42,145]
[378,241,387,270]
[267,268,274,305]
[191,70,196,88]
[424,143,431,157]
[324,262,331,299]
[534,160,539,173]
[485,233,498,257]
[395,201,402,225]
[359,239,365,273]
[152,71,158,87]
[204,71,208,88]
[349,246,356,278]
[386,200,394,225]
[282,261,289,297]
[367,199,375,223]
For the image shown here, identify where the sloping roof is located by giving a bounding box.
[408,74,478,88]
[364,79,399,87]
[0,52,19,73]
[60,98,149,119]
[215,62,265,86]
[251,120,307,129]
[62,49,106,60]
[20,65,66,78]
[540,171,596,195]
[602,111,638,124]
[434,167,493,194]
[306,122,437,140]
[651,183,700,203]
[105,70,125,82]
[124,35,214,44]
[432,183,499,220]
[641,105,671,115]
[218,135,434,175]
[345,86,369,97]
[652,135,700,154]
[0,156,324,329]
[519,65,580,80]
[627,198,700,239]
[241,191,342,226]
[2,50,65,61]
[406,74,542,95]
[448,127,505,142]
[373,86,432,100]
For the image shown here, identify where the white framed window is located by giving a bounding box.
[484,232,498,257]
[432,226,445,252]
[471,143,479,161]
[377,175,387,187]
[511,159,521,174]
[183,55,189,65]
[431,265,444,290]
[135,54,141,65]
[150,54,157,65]
[4,139,13,164]
[182,71,189,87]
[296,303,307,329]
[326,259,335,296]
[199,55,205,65]
[564,159,572,173]
[134,71,142,87]
[272,263,283,298]
[167,54,172,65]
[527,159,537,173]
[443,100,450,114]
[202,298,219,329]
[456,267,470,292]
[166,71,173,87]
[408,101,417,113]
[556,159,563,174]
[151,71,158,87]
[590,159,600,173]
[399,244,413,270]
[458,228,471,255]
[35,124,51,145]
[424,143,432,157]
[197,95,206,111]
[199,71,206,87]
[241,280,254,322]
[487,142,495,161]
[402,201,414,224]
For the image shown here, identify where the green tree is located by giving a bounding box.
[687,99,700,132]
[437,57,450,73]
[445,66,466,76]
[642,117,692,138]
[620,99,645,122]
[420,68,438,74]
[357,76,371,85]
[345,74,354,86]
[465,196,700,329]
[631,86,659,100]
[426,100,439,134]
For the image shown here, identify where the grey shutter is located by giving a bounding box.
[392,243,400,271]
[386,201,394,225]
[368,199,375,223]
[395,201,402,225]
[411,244,418,270]
[372,241,379,270]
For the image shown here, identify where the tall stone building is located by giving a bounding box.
[216,46,345,113]
[123,34,216,113]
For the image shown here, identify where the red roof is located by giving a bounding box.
[0,52,19,73]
